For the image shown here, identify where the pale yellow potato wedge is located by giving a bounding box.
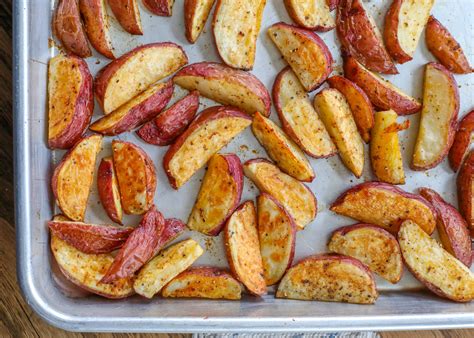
[184,0,216,43]
[284,0,335,31]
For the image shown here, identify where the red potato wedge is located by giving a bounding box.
[252,112,315,182]
[184,0,216,43]
[336,0,397,74]
[327,75,374,143]
[412,63,460,171]
[187,154,243,236]
[327,0,338,11]
[52,135,103,221]
[79,0,115,59]
[384,0,434,64]
[314,88,365,178]
[48,54,94,149]
[257,193,296,285]
[328,224,403,283]
[173,62,271,117]
[90,81,173,135]
[137,91,200,146]
[449,111,474,172]
[343,54,421,115]
[95,43,187,114]
[284,0,335,31]
[224,201,267,296]
[108,0,143,35]
[162,267,242,300]
[268,22,333,92]
[163,106,251,189]
[53,0,92,58]
[398,220,474,302]
[143,0,175,16]
[331,182,437,234]
[112,140,156,215]
[419,188,472,267]
[273,68,337,158]
[426,16,473,74]
[212,0,266,70]
[243,159,317,230]
[276,254,378,304]
[134,239,204,298]
[97,157,123,224]
[458,150,474,237]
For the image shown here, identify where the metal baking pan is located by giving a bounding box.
[14,0,474,333]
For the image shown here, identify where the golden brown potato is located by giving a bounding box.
[108,0,143,35]
[184,0,216,43]
[284,0,335,31]
[97,157,123,224]
[457,150,474,237]
[449,110,474,172]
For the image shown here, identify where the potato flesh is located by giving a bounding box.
[287,0,334,29]
[187,0,215,42]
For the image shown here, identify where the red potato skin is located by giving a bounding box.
[327,0,338,11]
[154,218,187,255]
[457,150,474,237]
[383,0,412,64]
[449,110,474,172]
[108,0,143,35]
[283,0,334,32]
[143,0,174,16]
[97,157,122,224]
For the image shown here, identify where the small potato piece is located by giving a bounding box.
[97,157,123,224]
[331,181,437,234]
[188,154,243,236]
[284,0,335,31]
[108,0,143,35]
[143,0,175,16]
[52,135,103,221]
[112,141,156,215]
[268,22,333,92]
[328,224,403,283]
[398,220,474,302]
[224,201,267,296]
[184,0,216,43]
[314,88,364,178]
[449,111,474,172]
[273,68,337,158]
[134,239,204,298]
[252,112,314,182]
[257,193,296,285]
[244,159,317,230]
[412,63,459,170]
[79,0,114,59]
[276,254,378,304]
[162,267,242,300]
[426,16,473,74]
[457,150,474,237]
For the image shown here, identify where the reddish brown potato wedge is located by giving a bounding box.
[134,239,204,298]
[327,0,338,10]
[457,150,474,237]
[412,63,459,170]
[449,111,474,172]
[48,54,94,149]
[273,68,337,158]
[384,0,434,64]
[398,220,474,302]
[51,235,135,299]
[224,201,267,296]
[53,0,92,58]
[188,154,243,236]
[419,188,472,267]
[243,159,317,230]
[163,106,251,189]
[143,0,175,16]
[276,254,378,304]
[173,62,271,116]
[268,22,333,91]
[327,75,374,143]
[79,0,114,59]
[108,0,143,35]
[162,267,242,300]
[97,157,123,224]
[426,16,473,74]
[95,43,187,114]
[112,141,156,215]
[314,88,364,178]
[52,135,103,221]
[257,193,296,285]
[328,224,403,283]
[212,0,266,70]
[284,0,335,31]
[184,0,215,43]
[252,112,314,182]
[331,182,437,234]
[90,81,173,135]
[343,54,421,115]
[137,91,199,146]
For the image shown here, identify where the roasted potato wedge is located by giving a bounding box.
[327,0,338,10]
[143,0,175,16]
[163,106,251,189]
[268,22,333,92]
[276,254,378,304]
[243,159,317,230]
[97,157,123,224]
[412,63,459,170]
[173,62,271,116]
[398,220,474,302]
[134,239,204,298]
[188,154,243,236]
[314,88,364,178]
[328,224,403,283]
[184,0,215,43]
[79,0,114,59]
[284,0,335,31]
[457,150,474,237]
[449,110,474,172]
[331,182,437,234]
[252,112,314,182]
[108,0,143,35]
